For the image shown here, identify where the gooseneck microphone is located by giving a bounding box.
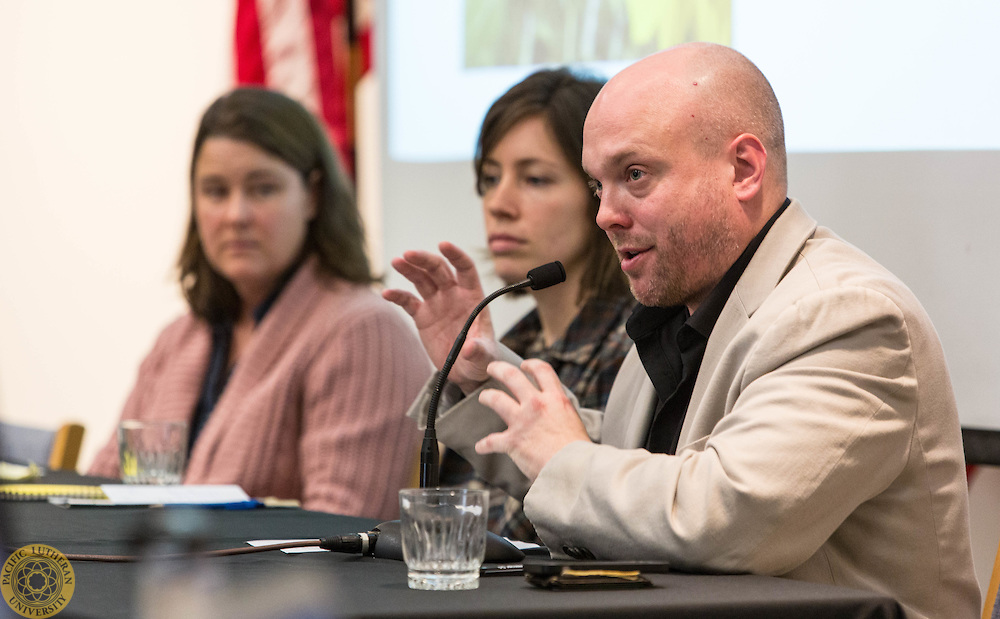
[420,261,566,488]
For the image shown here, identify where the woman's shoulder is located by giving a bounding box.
[293,275,416,339]
[295,279,430,372]
[149,312,209,351]
[319,279,401,316]
[131,312,210,376]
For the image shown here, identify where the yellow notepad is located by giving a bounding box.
[0,484,107,501]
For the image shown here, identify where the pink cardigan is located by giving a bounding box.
[89,260,431,520]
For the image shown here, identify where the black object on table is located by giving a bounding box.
[2,498,904,619]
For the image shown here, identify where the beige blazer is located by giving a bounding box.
[426,201,980,619]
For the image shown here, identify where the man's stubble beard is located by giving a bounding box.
[627,208,743,309]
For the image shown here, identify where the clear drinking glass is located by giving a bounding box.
[399,487,489,590]
[117,420,188,485]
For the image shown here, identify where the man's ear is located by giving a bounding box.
[730,133,767,202]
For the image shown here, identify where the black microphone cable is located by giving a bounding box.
[58,519,525,563]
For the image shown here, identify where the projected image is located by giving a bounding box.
[464,0,731,67]
[388,0,1000,161]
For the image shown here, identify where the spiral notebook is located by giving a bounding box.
[0,483,107,501]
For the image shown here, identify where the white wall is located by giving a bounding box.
[0,1,234,468]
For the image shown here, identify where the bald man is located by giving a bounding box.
[393,43,979,619]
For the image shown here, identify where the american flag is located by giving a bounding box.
[234,0,371,177]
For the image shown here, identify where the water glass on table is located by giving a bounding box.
[399,488,489,590]
[117,420,187,485]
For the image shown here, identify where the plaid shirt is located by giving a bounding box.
[439,294,636,542]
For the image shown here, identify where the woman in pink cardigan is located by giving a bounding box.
[89,88,431,520]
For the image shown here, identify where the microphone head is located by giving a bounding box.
[526,261,566,290]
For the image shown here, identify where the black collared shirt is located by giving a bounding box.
[626,199,789,454]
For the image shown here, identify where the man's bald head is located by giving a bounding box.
[593,42,787,196]
[583,43,789,310]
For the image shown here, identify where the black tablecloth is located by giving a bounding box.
[1,499,903,619]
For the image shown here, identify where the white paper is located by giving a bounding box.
[506,538,544,551]
[99,484,251,505]
[246,539,327,554]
